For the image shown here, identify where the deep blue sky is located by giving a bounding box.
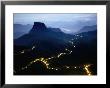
[14,13,97,33]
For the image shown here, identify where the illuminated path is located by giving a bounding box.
[14,34,93,75]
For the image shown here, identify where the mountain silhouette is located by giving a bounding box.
[14,22,73,55]
[14,24,32,39]
[29,22,47,33]
[14,22,97,56]
[14,22,97,75]
[77,25,97,34]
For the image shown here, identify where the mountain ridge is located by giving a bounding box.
[14,22,97,46]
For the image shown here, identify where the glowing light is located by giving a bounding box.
[21,50,24,53]
[51,57,54,59]
[66,66,69,68]
[48,58,51,60]
[69,51,72,54]
[32,46,35,50]
[57,53,66,58]
[84,64,92,76]
[56,69,58,70]
[16,36,94,76]
[41,58,44,61]
[65,48,68,51]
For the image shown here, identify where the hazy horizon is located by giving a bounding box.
[14,13,97,33]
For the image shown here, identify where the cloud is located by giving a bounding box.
[14,13,97,24]
[14,13,97,33]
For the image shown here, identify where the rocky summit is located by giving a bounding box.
[30,22,47,33]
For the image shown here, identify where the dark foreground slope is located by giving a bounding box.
[14,22,97,75]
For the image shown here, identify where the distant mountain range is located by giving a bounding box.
[14,22,97,39]
[14,22,97,73]
[76,25,97,34]
[14,24,32,39]
[14,22,97,46]
[14,22,73,52]
[14,22,97,54]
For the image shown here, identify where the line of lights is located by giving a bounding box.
[15,34,83,55]
[14,36,93,75]
[15,45,36,55]
[15,36,79,72]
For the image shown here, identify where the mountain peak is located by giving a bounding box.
[29,22,47,34]
[32,22,47,30]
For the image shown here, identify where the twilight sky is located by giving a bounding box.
[14,13,97,33]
